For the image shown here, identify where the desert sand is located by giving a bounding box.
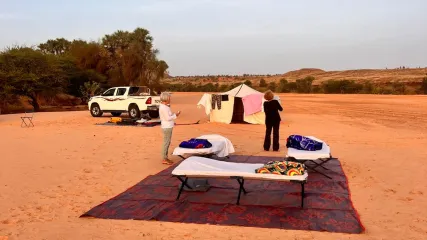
[1,93,427,240]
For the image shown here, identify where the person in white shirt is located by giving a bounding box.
[159,92,181,165]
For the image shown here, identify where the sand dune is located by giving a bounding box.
[1,93,427,240]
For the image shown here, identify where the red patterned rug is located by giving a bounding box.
[80,155,364,234]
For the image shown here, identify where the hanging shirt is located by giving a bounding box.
[159,103,176,129]
[197,93,212,115]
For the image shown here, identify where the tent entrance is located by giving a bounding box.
[231,97,245,123]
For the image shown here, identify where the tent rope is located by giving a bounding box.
[234,84,244,97]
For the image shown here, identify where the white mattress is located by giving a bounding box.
[172,134,235,157]
[172,156,308,182]
[286,136,331,160]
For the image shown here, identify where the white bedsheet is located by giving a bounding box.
[286,136,331,160]
[172,134,235,158]
[172,156,308,181]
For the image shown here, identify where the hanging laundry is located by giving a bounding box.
[211,94,222,110]
[197,93,212,115]
[242,93,263,115]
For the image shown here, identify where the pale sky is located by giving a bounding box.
[1,0,426,76]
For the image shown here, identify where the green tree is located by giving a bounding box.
[244,80,252,86]
[0,71,16,113]
[279,78,289,93]
[268,81,277,91]
[296,76,314,93]
[259,78,267,87]
[0,46,67,111]
[38,38,72,55]
[117,28,169,87]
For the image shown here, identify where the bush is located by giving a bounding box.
[390,82,406,95]
[279,78,289,93]
[259,78,267,87]
[219,84,229,92]
[287,82,298,92]
[244,80,252,87]
[268,81,277,91]
[362,81,374,94]
[296,76,314,93]
[321,80,363,94]
[311,85,322,93]
[421,76,427,94]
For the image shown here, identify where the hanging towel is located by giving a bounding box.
[242,93,263,115]
[197,93,212,115]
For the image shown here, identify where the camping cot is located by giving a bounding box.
[172,134,235,159]
[286,136,337,179]
[171,156,308,208]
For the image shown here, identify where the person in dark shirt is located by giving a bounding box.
[263,90,283,151]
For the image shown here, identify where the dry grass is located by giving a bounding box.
[165,67,427,85]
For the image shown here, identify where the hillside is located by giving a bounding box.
[164,67,427,86]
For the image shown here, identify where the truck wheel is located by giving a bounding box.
[111,112,122,117]
[148,110,159,119]
[90,103,103,117]
[128,104,141,119]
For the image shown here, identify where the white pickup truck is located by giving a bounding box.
[88,86,161,119]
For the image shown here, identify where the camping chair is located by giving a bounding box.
[172,156,308,207]
[172,134,234,160]
[20,110,35,127]
[285,136,337,179]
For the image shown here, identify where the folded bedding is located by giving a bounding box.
[179,138,213,149]
[286,135,323,151]
[255,161,305,176]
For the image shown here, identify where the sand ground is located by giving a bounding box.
[1,93,427,240]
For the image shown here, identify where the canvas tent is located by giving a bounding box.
[197,84,275,124]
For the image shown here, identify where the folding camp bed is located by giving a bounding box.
[285,136,337,179]
[171,156,308,208]
[172,134,235,160]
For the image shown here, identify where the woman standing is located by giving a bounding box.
[159,92,181,165]
[263,90,283,151]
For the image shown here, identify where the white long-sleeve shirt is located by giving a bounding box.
[159,104,177,128]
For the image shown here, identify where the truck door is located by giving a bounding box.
[114,87,128,111]
[99,88,117,110]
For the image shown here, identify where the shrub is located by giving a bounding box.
[287,82,298,92]
[279,78,289,93]
[268,81,277,91]
[296,76,314,93]
[421,75,427,94]
[259,78,267,87]
[321,80,363,94]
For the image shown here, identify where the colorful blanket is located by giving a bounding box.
[286,135,323,151]
[179,138,213,149]
[255,161,305,176]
